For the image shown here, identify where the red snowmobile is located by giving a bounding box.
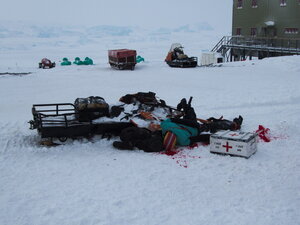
[39,58,56,69]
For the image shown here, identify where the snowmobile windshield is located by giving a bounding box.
[169,43,184,52]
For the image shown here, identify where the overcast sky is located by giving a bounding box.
[0,0,232,30]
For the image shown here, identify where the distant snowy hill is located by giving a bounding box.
[0,22,219,52]
[0,22,214,38]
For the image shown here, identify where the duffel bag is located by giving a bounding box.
[74,96,109,121]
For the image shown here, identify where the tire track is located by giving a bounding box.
[0,121,40,153]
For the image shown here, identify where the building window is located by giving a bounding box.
[251,28,257,36]
[284,28,299,34]
[280,0,287,6]
[237,0,243,8]
[252,0,258,8]
[236,28,242,36]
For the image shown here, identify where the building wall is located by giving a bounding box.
[232,0,300,38]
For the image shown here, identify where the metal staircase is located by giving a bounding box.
[212,36,300,62]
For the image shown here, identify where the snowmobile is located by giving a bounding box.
[165,43,198,68]
[39,58,56,69]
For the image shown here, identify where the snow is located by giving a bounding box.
[265,21,275,26]
[0,24,300,225]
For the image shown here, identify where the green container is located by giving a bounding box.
[73,57,93,65]
[61,57,71,66]
[73,57,84,65]
[137,55,144,63]
[83,57,93,65]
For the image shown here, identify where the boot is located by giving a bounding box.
[177,98,187,111]
[233,115,243,126]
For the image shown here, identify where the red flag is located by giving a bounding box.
[256,125,271,142]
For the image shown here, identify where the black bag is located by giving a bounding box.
[119,92,159,105]
[116,127,163,152]
[94,122,134,137]
[110,105,125,118]
[74,96,109,122]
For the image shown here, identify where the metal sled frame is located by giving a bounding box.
[109,56,136,70]
[30,103,134,141]
[30,103,92,140]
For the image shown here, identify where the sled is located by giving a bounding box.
[108,49,137,70]
[29,103,134,142]
[29,103,92,141]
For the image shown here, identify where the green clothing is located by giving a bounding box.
[160,118,198,146]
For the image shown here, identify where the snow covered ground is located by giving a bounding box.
[0,24,300,225]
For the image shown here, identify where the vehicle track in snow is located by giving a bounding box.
[0,122,40,153]
[0,121,120,154]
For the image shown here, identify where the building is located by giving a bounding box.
[232,0,300,39]
[212,0,300,61]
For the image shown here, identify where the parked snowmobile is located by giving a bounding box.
[39,58,56,69]
[165,43,198,68]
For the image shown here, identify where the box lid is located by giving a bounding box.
[108,49,136,58]
[211,130,257,142]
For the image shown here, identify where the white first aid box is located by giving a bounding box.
[210,130,258,158]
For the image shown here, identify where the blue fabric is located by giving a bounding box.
[160,119,198,146]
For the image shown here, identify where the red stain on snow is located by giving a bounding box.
[256,125,288,142]
[158,143,206,168]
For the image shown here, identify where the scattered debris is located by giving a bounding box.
[0,72,31,76]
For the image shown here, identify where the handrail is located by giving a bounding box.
[211,36,226,52]
[212,35,300,53]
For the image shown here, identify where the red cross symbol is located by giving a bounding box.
[230,133,239,136]
[222,142,232,152]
